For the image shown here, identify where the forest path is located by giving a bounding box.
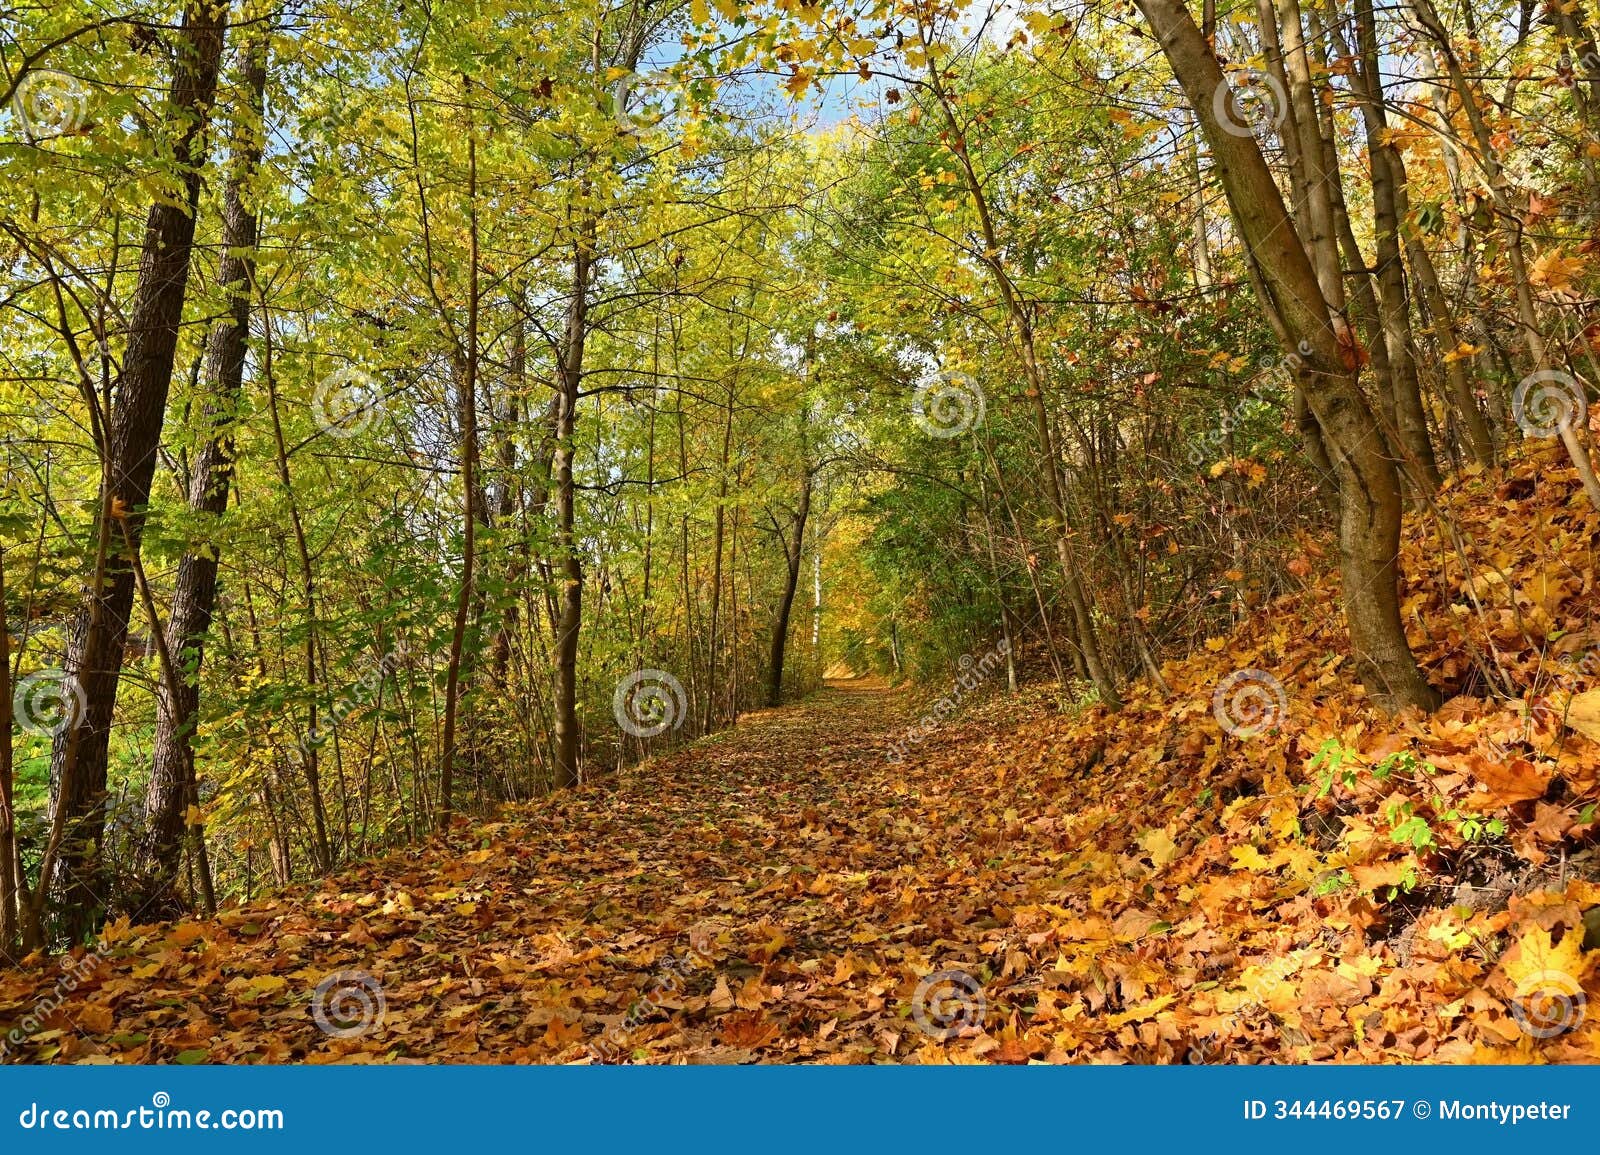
[6,677,1055,1064]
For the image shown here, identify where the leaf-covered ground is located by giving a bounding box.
[5,447,1600,1064]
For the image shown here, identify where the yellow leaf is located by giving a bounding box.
[1141,827,1179,867]
[1529,248,1584,294]
[1231,844,1272,871]
[1567,690,1600,743]
[1502,927,1590,1000]
[1105,994,1175,1027]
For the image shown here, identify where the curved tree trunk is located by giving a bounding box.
[1135,0,1439,713]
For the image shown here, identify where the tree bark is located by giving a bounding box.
[139,33,267,912]
[0,543,18,956]
[551,232,591,790]
[1136,0,1439,712]
[47,0,227,939]
[1308,5,1438,491]
[438,128,482,827]
[766,461,813,708]
[1344,0,1493,469]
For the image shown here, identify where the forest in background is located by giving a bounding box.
[4,0,1600,963]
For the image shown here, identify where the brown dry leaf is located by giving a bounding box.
[1464,752,1550,807]
[706,975,734,1012]
[1529,248,1584,294]
[718,1011,780,1048]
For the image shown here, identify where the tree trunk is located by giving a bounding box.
[139,33,266,914]
[551,233,591,790]
[1136,0,1439,712]
[766,462,813,708]
[1307,5,1439,492]
[0,544,18,957]
[438,130,481,828]
[1339,0,1490,469]
[46,0,227,940]
[917,36,1121,707]
[706,381,735,730]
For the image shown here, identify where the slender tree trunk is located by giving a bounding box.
[438,130,481,827]
[140,33,267,912]
[551,232,591,790]
[1304,7,1438,491]
[0,544,17,957]
[259,307,333,872]
[706,382,734,730]
[918,38,1120,707]
[1343,0,1492,469]
[490,314,524,683]
[766,463,812,708]
[1405,0,1600,506]
[1186,116,1213,293]
[47,1,227,940]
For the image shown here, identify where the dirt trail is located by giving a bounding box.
[4,680,1017,1064]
